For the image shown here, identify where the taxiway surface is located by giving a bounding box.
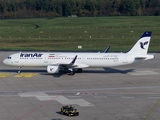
[0,51,160,120]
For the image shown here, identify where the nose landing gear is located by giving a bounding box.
[67,68,83,75]
[17,67,21,73]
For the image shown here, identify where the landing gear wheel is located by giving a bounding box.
[77,68,83,73]
[67,68,75,75]
[67,71,75,75]
[17,67,21,73]
[70,71,75,75]
[61,111,63,115]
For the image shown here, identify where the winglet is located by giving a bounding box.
[104,46,110,53]
[70,55,77,64]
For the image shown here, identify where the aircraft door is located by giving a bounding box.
[123,55,128,63]
[14,54,19,64]
[44,55,48,64]
[82,56,85,63]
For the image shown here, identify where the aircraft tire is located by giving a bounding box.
[77,68,83,73]
[69,71,75,75]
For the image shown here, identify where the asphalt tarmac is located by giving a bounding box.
[0,51,160,120]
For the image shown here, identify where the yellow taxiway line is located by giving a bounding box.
[144,99,160,120]
[14,73,37,78]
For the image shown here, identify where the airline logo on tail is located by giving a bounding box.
[140,41,148,49]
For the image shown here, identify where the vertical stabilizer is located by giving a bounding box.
[127,31,152,55]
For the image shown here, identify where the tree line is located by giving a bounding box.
[0,0,160,19]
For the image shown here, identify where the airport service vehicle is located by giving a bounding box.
[61,105,79,116]
[3,31,154,75]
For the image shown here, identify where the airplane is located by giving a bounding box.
[3,31,154,75]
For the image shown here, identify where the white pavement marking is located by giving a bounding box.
[53,96,94,107]
[94,96,108,98]
[18,92,46,97]
[76,92,80,95]
[18,92,94,107]
[121,97,135,99]
[148,97,160,99]
[67,96,81,98]
[129,70,159,75]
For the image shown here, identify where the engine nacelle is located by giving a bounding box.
[47,65,59,74]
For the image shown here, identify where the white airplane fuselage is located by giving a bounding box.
[3,52,153,68]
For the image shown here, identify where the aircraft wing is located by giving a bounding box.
[50,55,88,69]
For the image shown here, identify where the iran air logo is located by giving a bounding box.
[140,41,148,49]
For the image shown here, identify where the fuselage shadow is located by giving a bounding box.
[0,68,135,78]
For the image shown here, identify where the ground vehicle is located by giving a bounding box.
[61,105,79,116]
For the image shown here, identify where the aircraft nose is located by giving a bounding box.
[3,59,7,65]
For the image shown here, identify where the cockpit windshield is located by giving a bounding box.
[7,57,12,59]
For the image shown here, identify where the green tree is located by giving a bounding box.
[7,1,17,12]
[120,0,137,15]
[111,0,121,15]
[55,0,63,16]
[0,1,5,12]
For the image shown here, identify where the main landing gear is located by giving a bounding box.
[67,68,75,75]
[67,68,83,75]
[68,71,75,75]
[76,68,83,73]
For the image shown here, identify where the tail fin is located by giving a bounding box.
[127,31,152,55]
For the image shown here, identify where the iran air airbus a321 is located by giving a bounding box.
[3,31,154,75]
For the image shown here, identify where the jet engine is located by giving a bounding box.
[47,65,59,74]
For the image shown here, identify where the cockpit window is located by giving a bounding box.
[7,57,12,59]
